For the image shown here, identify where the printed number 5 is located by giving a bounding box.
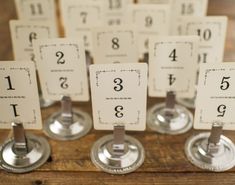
[220,76,230,90]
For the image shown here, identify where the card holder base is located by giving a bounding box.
[90,134,145,174]
[147,102,193,135]
[185,132,235,172]
[43,109,92,141]
[0,133,51,173]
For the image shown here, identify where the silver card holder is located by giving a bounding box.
[43,96,92,140]
[0,122,51,173]
[185,122,235,172]
[147,91,193,134]
[91,125,145,174]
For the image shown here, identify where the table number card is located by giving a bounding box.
[126,4,170,55]
[194,63,235,130]
[60,0,104,53]
[93,26,138,64]
[33,38,89,101]
[148,36,199,98]
[0,61,41,129]
[90,63,147,131]
[10,20,57,66]
[14,0,57,27]
[170,0,208,35]
[180,16,227,64]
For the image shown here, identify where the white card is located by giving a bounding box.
[194,62,235,130]
[102,0,133,26]
[60,0,104,53]
[180,16,227,64]
[14,0,57,30]
[0,61,42,130]
[33,38,89,101]
[170,0,208,35]
[10,20,58,67]
[93,26,138,64]
[126,4,170,56]
[90,63,148,131]
[148,36,199,98]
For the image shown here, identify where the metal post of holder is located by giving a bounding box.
[207,123,223,154]
[165,91,176,118]
[61,96,73,125]
[12,122,28,155]
[113,125,125,155]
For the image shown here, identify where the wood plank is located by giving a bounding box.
[1,171,235,185]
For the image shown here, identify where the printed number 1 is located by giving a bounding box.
[5,76,15,90]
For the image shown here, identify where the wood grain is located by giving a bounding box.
[0,0,235,184]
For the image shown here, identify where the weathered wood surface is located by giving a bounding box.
[0,0,235,184]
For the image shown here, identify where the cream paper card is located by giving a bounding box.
[0,61,42,130]
[89,63,147,131]
[10,20,57,67]
[180,16,227,64]
[93,26,138,64]
[148,36,199,98]
[33,38,89,101]
[194,63,235,130]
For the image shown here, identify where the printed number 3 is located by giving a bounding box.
[114,78,123,91]
[115,105,123,118]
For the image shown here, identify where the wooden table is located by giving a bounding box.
[0,0,235,184]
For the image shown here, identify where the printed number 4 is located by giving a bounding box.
[169,49,177,62]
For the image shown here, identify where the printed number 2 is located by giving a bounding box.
[56,51,65,64]
[59,77,68,89]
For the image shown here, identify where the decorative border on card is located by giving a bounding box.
[132,9,167,24]
[154,41,193,56]
[67,5,101,20]
[96,30,135,46]
[97,110,141,125]
[15,25,51,39]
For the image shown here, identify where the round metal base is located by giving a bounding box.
[185,132,235,172]
[176,97,195,109]
[44,109,92,141]
[91,134,145,174]
[147,103,193,135]
[39,94,55,108]
[0,133,51,173]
